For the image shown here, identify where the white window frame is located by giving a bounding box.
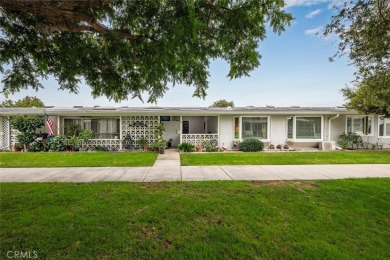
[234,116,240,140]
[289,116,323,141]
[239,116,270,141]
[345,115,373,136]
[378,116,390,138]
[286,117,294,139]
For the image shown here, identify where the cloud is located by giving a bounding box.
[304,26,323,36]
[305,9,322,18]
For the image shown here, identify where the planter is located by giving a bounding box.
[12,146,21,152]
[144,144,149,152]
[195,146,202,152]
[159,148,165,154]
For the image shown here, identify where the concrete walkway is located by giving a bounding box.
[1,163,389,183]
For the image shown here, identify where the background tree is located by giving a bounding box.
[0,0,292,103]
[209,99,234,107]
[342,72,390,116]
[324,0,389,115]
[0,96,45,107]
[10,115,44,151]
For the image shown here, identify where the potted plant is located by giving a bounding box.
[12,143,22,152]
[195,145,202,152]
[136,137,149,151]
[153,139,165,154]
[167,138,173,148]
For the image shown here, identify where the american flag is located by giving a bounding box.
[45,113,55,136]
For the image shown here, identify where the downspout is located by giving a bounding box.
[328,114,340,141]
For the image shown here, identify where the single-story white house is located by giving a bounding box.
[1,106,389,150]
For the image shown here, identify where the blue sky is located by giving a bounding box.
[0,0,355,107]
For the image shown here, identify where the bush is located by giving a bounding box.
[178,142,195,152]
[240,138,264,152]
[10,115,44,150]
[338,132,362,150]
[202,140,218,152]
[94,146,109,152]
[48,136,68,152]
[29,140,49,152]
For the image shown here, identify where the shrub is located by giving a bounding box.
[10,115,44,150]
[94,145,109,152]
[178,142,195,152]
[338,132,362,150]
[48,136,68,152]
[240,138,264,152]
[202,140,218,152]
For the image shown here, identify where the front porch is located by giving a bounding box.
[179,116,219,147]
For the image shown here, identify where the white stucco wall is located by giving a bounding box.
[207,116,218,133]
[219,115,234,148]
[162,121,180,147]
[182,116,205,133]
[269,116,287,146]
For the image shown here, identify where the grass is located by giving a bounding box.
[181,150,390,166]
[0,152,158,167]
[1,179,389,258]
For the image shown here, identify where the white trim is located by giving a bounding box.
[286,116,294,140]
[217,115,220,147]
[57,116,61,135]
[378,116,390,138]
[328,114,340,141]
[179,116,182,143]
[239,115,270,141]
[345,115,374,136]
[119,116,122,150]
[291,115,324,142]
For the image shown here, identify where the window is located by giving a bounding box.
[241,117,268,139]
[91,118,120,139]
[63,117,119,138]
[296,117,322,139]
[234,117,239,139]
[346,116,372,135]
[287,117,293,139]
[379,117,390,137]
[64,118,82,136]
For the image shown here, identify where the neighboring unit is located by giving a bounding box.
[1,106,389,150]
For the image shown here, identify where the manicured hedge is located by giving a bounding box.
[240,138,264,152]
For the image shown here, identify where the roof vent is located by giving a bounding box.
[44,106,55,108]
[246,106,255,109]
[145,106,163,110]
[73,106,83,108]
[291,106,300,108]
[226,106,232,110]
[92,107,116,110]
[179,107,201,111]
[266,105,275,108]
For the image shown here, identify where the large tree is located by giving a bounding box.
[324,0,389,116]
[0,0,292,103]
[0,96,45,107]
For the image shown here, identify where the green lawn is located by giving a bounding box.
[0,152,158,167]
[1,179,389,258]
[181,151,390,166]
